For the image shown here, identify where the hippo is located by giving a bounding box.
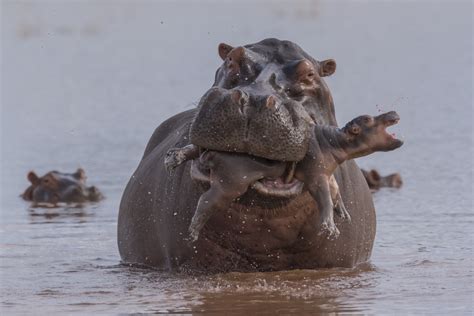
[22,168,103,206]
[166,111,403,241]
[118,38,395,273]
[361,169,403,191]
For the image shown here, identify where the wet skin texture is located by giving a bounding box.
[167,112,403,241]
[118,39,379,273]
[22,168,103,205]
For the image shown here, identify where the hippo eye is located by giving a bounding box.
[228,75,240,87]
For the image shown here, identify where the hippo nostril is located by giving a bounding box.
[231,89,248,112]
[265,95,277,110]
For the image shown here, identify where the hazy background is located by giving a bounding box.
[1,0,472,314]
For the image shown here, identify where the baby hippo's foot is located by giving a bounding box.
[318,219,340,240]
[188,221,202,242]
[165,148,188,172]
[334,202,351,223]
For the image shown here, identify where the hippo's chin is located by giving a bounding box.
[190,159,304,198]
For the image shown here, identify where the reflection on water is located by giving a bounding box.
[28,205,96,222]
[1,0,472,314]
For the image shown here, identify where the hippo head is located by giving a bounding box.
[22,168,103,205]
[342,111,404,157]
[190,38,338,162]
[363,169,403,191]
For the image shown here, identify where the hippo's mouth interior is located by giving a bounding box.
[251,163,304,198]
[190,156,304,198]
[382,117,400,140]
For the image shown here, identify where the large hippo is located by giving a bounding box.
[118,38,377,273]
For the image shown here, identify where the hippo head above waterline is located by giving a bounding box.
[22,168,103,206]
[189,38,338,162]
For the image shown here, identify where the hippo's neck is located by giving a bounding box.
[314,126,353,167]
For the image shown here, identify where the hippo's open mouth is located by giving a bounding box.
[251,162,304,197]
[190,159,304,198]
[381,112,401,141]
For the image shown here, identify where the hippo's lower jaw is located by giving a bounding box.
[190,160,304,198]
[251,177,304,198]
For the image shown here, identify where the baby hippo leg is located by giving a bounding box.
[329,175,351,222]
[306,175,340,239]
[165,144,199,171]
[189,179,246,241]
[188,152,286,241]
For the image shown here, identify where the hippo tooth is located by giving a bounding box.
[284,162,296,184]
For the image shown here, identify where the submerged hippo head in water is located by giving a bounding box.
[118,38,401,273]
[361,169,403,191]
[22,168,103,206]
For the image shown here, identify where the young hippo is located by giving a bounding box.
[22,168,103,206]
[361,169,403,191]
[166,111,403,240]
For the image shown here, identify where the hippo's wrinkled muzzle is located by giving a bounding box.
[189,86,312,162]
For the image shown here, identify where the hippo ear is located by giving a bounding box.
[27,171,40,184]
[218,43,234,60]
[319,59,337,77]
[350,125,361,135]
[369,169,381,181]
[74,168,86,180]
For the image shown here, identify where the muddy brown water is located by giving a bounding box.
[1,1,472,314]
